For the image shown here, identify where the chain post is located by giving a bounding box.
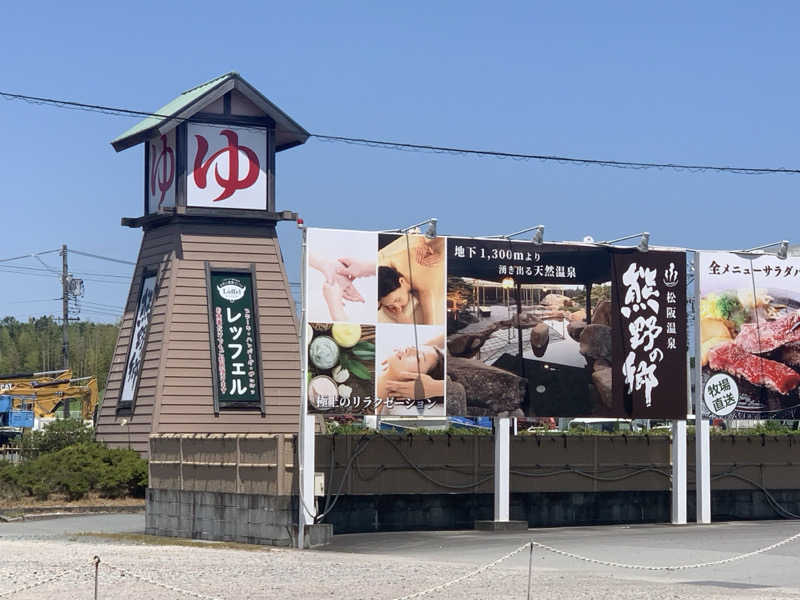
[526,541,533,600]
[93,556,100,600]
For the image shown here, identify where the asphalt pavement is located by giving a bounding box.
[325,520,800,592]
[2,514,800,597]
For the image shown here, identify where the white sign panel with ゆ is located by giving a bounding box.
[186,123,268,210]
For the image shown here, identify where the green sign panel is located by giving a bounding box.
[208,270,262,409]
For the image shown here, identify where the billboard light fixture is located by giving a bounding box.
[637,232,650,253]
[489,225,545,242]
[741,240,789,259]
[387,217,438,238]
[601,232,650,251]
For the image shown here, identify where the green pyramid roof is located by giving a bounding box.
[111,72,309,152]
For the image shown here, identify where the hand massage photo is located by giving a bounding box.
[305,229,377,324]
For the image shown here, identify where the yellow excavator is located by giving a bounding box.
[0,369,99,422]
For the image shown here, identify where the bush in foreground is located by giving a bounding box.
[19,418,94,454]
[7,442,147,501]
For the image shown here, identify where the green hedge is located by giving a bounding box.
[1,442,147,501]
[1,426,148,502]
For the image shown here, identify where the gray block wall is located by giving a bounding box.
[147,489,298,546]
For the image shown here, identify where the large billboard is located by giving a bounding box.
[698,252,800,419]
[304,227,687,419]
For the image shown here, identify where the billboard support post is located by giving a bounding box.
[694,251,712,524]
[494,416,510,521]
[297,224,315,549]
[695,417,711,523]
[671,419,687,524]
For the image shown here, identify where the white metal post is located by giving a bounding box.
[494,416,510,521]
[299,414,316,545]
[297,226,316,548]
[695,417,711,523]
[693,253,712,523]
[671,419,687,524]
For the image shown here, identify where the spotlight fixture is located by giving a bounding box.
[741,240,790,259]
[388,218,438,238]
[423,219,438,239]
[637,232,650,253]
[601,232,650,251]
[488,225,546,241]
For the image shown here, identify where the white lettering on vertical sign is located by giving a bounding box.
[120,274,157,403]
[147,130,176,212]
[186,123,267,210]
[620,262,664,407]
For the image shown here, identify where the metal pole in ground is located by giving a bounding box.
[671,419,687,524]
[693,251,712,524]
[494,417,510,521]
[93,556,100,600]
[526,541,533,600]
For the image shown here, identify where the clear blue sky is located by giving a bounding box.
[1,2,798,322]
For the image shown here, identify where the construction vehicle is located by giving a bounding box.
[0,369,99,443]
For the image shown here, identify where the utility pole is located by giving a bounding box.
[61,244,69,370]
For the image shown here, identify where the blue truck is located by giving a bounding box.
[0,394,34,444]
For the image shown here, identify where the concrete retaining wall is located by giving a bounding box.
[147,433,800,545]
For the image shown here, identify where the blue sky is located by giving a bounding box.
[1,2,798,322]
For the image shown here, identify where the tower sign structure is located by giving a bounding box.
[95,73,307,454]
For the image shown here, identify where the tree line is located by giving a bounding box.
[0,316,119,392]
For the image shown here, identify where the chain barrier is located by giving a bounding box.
[0,562,88,598]
[390,541,532,600]
[3,528,800,600]
[531,528,800,571]
[102,562,224,600]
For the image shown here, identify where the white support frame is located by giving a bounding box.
[297,226,315,549]
[671,419,687,524]
[694,252,712,523]
[494,416,510,521]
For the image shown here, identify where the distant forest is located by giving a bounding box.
[0,316,119,392]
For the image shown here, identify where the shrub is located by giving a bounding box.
[10,442,148,501]
[96,448,148,498]
[20,419,94,454]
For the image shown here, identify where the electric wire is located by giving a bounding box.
[0,249,60,264]
[2,89,800,175]
[68,249,136,266]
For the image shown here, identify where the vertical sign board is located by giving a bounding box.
[611,252,687,418]
[697,252,800,419]
[119,273,157,407]
[145,130,176,213]
[187,123,268,210]
[207,267,263,411]
[302,227,688,419]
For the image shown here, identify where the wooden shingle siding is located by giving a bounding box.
[96,224,179,455]
[96,220,301,456]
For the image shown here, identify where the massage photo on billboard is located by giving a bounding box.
[698,251,800,419]
[303,226,687,420]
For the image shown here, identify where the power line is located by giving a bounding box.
[68,249,136,266]
[0,249,60,264]
[81,300,124,310]
[2,89,799,176]
[311,135,800,175]
[6,298,60,305]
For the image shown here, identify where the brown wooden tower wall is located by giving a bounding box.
[95,218,300,455]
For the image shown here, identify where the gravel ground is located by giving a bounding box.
[2,536,800,600]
